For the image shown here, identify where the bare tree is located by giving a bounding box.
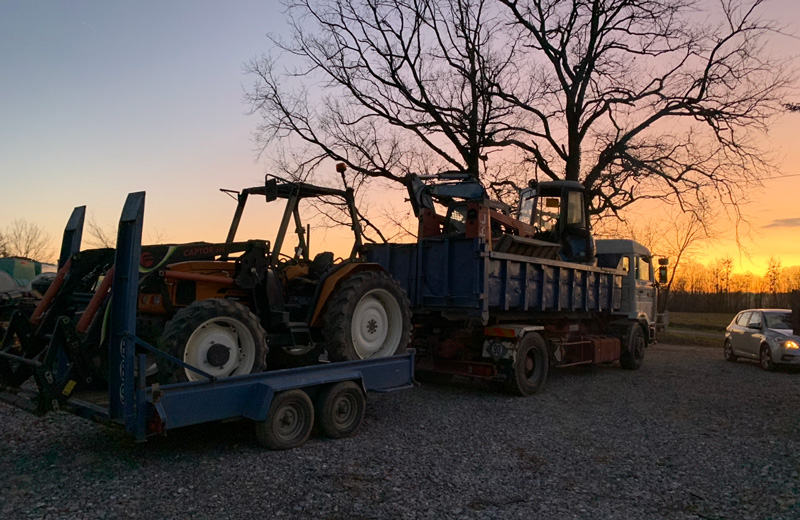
[85,214,173,248]
[0,232,9,257]
[499,0,793,217]
[85,215,117,249]
[3,219,52,262]
[248,0,791,230]
[246,0,521,189]
[765,256,782,293]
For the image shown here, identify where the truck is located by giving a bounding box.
[365,173,665,395]
[0,181,414,450]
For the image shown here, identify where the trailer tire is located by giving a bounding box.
[160,299,267,382]
[255,389,314,450]
[0,324,34,388]
[316,381,366,439]
[323,270,411,362]
[620,323,645,370]
[505,333,549,396]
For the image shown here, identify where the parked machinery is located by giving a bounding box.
[0,191,414,450]
[366,173,666,395]
[0,170,412,391]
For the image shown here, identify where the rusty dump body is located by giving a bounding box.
[366,237,627,377]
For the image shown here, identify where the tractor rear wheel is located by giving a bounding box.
[323,271,411,362]
[160,299,267,382]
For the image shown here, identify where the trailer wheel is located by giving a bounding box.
[0,325,34,388]
[323,271,411,362]
[620,324,645,370]
[316,381,366,439]
[505,333,549,396]
[160,299,267,382]
[255,389,314,450]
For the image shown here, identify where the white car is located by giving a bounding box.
[724,309,800,371]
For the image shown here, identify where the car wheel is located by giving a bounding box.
[723,339,737,362]
[759,344,776,372]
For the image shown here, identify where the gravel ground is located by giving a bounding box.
[2,343,799,520]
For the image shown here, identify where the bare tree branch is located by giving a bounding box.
[2,219,52,262]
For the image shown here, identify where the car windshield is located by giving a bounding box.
[764,312,792,329]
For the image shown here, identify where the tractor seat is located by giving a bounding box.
[308,252,334,278]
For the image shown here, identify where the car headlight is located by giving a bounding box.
[783,340,799,350]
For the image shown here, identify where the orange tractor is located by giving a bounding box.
[0,171,412,388]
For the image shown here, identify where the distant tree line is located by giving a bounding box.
[666,257,800,312]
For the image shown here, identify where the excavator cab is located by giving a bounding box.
[518,180,595,264]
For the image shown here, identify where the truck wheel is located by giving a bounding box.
[0,325,34,388]
[620,324,645,370]
[160,299,267,382]
[505,333,549,396]
[255,389,314,450]
[323,271,411,362]
[316,381,366,439]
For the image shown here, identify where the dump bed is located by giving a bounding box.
[366,237,622,323]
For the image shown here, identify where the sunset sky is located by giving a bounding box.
[1,0,799,274]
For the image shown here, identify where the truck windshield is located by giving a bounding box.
[635,256,652,281]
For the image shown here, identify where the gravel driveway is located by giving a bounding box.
[2,343,799,520]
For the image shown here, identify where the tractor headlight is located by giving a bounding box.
[783,340,799,350]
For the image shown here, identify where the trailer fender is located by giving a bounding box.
[309,263,387,327]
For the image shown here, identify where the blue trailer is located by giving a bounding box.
[0,192,413,450]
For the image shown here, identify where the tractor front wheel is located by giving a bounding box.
[323,271,411,362]
[160,299,267,382]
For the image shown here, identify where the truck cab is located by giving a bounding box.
[596,239,659,339]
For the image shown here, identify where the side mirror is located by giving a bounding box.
[657,258,669,284]
[748,323,762,330]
